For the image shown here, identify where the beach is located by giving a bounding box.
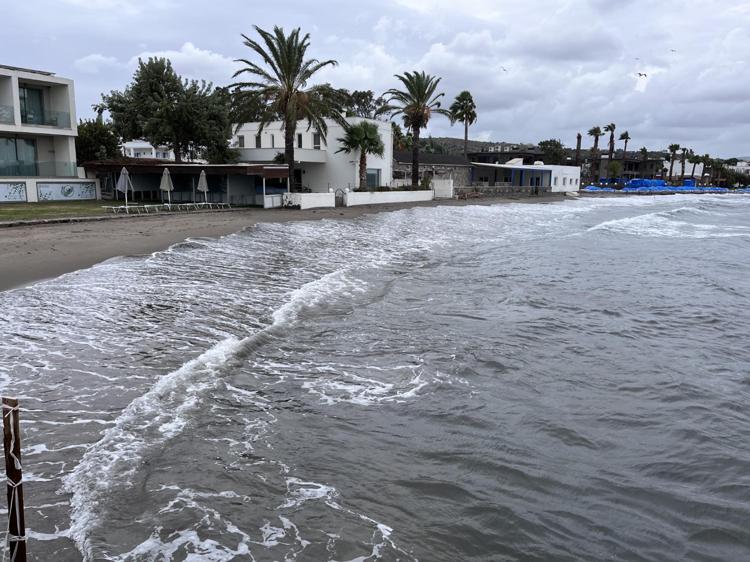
[0,195,565,292]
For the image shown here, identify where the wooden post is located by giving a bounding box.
[2,397,26,562]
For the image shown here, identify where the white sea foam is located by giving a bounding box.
[588,212,750,238]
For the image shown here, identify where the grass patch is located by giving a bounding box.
[0,201,110,222]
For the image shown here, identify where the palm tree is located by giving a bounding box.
[604,123,616,173]
[383,71,451,187]
[336,121,385,190]
[231,25,343,189]
[667,143,680,181]
[449,90,477,159]
[701,154,711,185]
[639,146,649,178]
[619,131,631,177]
[588,126,605,181]
[680,147,688,181]
[575,132,582,166]
[688,151,701,180]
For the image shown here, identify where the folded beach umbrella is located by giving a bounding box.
[196,170,209,203]
[160,168,175,205]
[115,167,134,206]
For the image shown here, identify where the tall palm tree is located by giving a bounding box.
[688,151,701,180]
[449,90,477,159]
[680,147,688,181]
[619,131,631,177]
[336,121,385,190]
[639,146,649,178]
[604,123,616,173]
[701,154,711,185]
[667,143,680,181]
[231,25,343,188]
[588,126,605,181]
[575,132,582,166]
[383,71,451,187]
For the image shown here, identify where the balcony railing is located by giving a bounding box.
[0,160,77,177]
[0,105,14,124]
[20,109,71,129]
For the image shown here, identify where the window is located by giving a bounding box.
[19,86,44,125]
[271,134,275,148]
[255,135,261,148]
[238,135,245,148]
[366,168,381,188]
[297,133,303,148]
[554,177,558,186]
[0,136,37,176]
[313,133,321,150]
[563,177,567,186]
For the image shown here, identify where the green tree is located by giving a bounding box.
[449,90,477,159]
[231,25,343,186]
[667,143,680,181]
[336,121,385,189]
[588,126,605,181]
[383,71,451,187]
[639,146,649,177]
[75,118,121,165]
[391,122,409,151]
[607,160,622,179]
[688,151,701,180]
[538,139,565,165]
[619,131,631,168]
[341,90,387,118]
[103,57,234,163]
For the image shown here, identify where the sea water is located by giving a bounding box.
[1,195,749,560]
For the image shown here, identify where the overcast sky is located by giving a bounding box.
[6,0,750,156]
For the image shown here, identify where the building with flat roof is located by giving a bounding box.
[0,64,98,203]
[122,140,175,161]
[473,159,581,193]
[232,117,392,191]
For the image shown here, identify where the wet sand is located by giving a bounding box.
[0,195,566,292]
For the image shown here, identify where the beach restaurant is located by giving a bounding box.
[82,160,289,206]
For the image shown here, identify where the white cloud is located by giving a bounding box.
[73,54,121,74]
[127,42,239,85]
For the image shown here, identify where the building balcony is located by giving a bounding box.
[0,160,77,178]
[237,147,327,164]
[20,109,71,129]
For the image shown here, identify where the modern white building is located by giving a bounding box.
[727,161,750,176]
[231,117,393,192]
[473,158,581,192]
[0,64,98,203]
[122,140,175,160]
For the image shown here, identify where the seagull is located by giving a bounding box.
[634,57,640,60]
[501,66,508,72]
[638,72,648,77]
[670,49,677,53]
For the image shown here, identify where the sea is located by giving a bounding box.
[1,194,749,561]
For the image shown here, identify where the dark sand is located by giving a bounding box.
[0,195,567,292]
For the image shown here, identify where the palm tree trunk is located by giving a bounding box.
[359,150,367,190]
[691,162,697,179]
[680,155,686,181]
[463,120,468,160]
[285,120,296,191]
[669,157,675,182]
[411,125,420,187]
[622,139,628,176]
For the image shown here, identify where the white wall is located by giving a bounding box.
[282,192,335,209]
[233,117,393,193]
[546,165,581,192]
[432,178,454,199]
[0,178,99,203]
[344,190,433,207]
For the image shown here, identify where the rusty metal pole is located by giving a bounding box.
[2,397,26,562]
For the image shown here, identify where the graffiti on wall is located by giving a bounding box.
[0,182,27,203]
[37,182,97,201]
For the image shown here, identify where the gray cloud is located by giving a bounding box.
[5,0,750,156]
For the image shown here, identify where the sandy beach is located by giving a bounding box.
[0,195,566,292]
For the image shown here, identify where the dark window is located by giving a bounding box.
[19,86,44,125]
[313,133,321,150]
[255,135,261,148]
[238,135,245,148]
[271,134,275,148]
[297,133,303,148]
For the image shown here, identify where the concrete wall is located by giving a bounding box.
[0,178,99,203]
[344,190,433,207]
[432,179,454,199]
[282,192,336,209]
[547,165,581,192]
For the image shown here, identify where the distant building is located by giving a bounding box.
[473,159,581,193]
[469,146,546,166]
[727,161,750,176]
[0,64,99,203]
[122,140,175,160]
[231,117,392,192]
[392,150,473,186]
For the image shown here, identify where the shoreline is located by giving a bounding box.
[0,195,566,292]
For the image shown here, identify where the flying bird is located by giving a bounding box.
[501,66,508,72]
[638,72,648,77]
[670,49,677,53]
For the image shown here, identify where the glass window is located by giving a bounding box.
[238,135,245,148]
[19,86,44,125]
[366,168,381,188]
[313,133,321,150]
[563,177,567,186]
[271,134,275,148]
[554,177,558,185]
[297,133,303,148]
[255,135,262,148]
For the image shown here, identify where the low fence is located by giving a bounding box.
[344,190,434,207]
[455,185,548,198]
[432,179,454,199]
[282,192,336,210]
[0,179,100,203]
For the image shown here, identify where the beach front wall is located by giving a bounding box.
[282,192,335,210]
[0,178,99,203]
[432,179,454,199]
[344,190,434,207]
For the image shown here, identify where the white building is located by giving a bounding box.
[473,158,581,192]
[0,64,98,203]
[231,117,393,192]
[727,161,750,176]
[122,140,174,160]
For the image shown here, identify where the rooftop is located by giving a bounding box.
[0,64,55,76]
[393,150,471,166]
